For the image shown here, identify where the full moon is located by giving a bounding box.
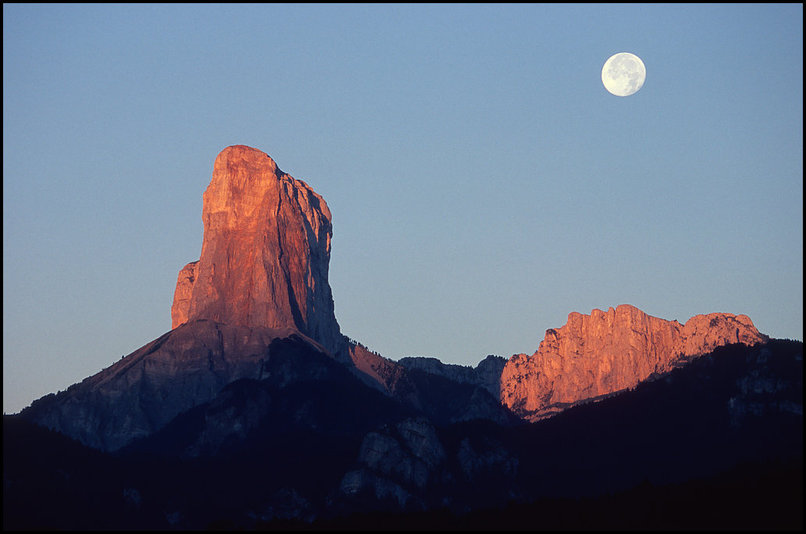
[601,52,646,97]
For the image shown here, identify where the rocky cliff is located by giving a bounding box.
[21,145,348,451]
[500,304,767,421]
[19,145,493,451]
[18,146,773,454]
[172,145,342,355]
[170,260,197,328]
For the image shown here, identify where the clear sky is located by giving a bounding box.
[3,4,803,414]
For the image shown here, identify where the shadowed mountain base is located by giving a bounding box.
[4,339,801,530]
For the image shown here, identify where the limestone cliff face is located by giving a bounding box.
[170,261,197,328]
[22,145,346,451]
[500,304,766,421]
[172,145,341,354]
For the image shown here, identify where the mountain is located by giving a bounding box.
[501,304,767,421]
[397,354,507,399]
[4,339,801,529]
[7,145,799,529]
[17,145,512,452]
[20,145,356,451]
[332,338,803,522]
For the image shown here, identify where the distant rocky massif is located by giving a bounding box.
[7,145,800,530]
[501,305,766,421]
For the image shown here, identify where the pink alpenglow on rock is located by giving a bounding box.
[171,145,342,354]
[500,304,766,421]
[23,146,348,451]
[171,261,198,329]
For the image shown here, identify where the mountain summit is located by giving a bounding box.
[171,145,341,354]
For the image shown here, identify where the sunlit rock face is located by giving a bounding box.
[500,304,767,421]
[171,145,341,355]
[22,146,346,451]
[170,261,197,328]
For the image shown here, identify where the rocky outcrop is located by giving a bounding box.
[345,342,412,396]
[348,346,516,426]
[172,145,342,354]
[170,261,197,328]
[397,355,507,398]
[500,304,767,421]
[339,417,446,509]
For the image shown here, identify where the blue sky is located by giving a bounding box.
[3,4,803,414]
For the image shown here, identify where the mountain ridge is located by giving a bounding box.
[16,145,770,453]
[501,303,766,420]
[6,145,799,529]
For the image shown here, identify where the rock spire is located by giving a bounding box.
[171,145,341,354]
